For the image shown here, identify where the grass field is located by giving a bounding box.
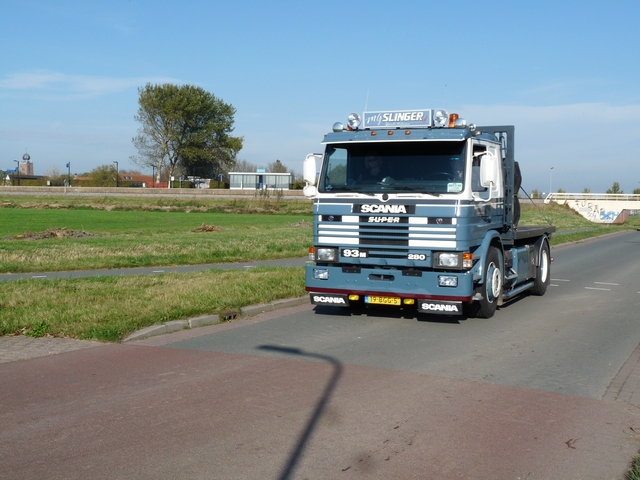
[1,195,638,341]
[0,208,312,273]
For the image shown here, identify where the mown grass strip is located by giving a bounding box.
[0,194,312,215]
[0,267,306,342]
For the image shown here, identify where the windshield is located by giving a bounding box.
[318,141,466,194]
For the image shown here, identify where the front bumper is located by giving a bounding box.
[305,264,474,305]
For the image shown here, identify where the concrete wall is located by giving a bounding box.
[0,186,306,198]
[548,194,640,223]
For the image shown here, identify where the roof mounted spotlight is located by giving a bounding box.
[347,112,362,130]
[453,118,467,128]
[333,122,344,132]
[433,109,449,128]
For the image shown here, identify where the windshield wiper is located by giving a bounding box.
[393,186,441,196]
[325,186,375,196]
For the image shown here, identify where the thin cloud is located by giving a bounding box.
[0,71,182,97]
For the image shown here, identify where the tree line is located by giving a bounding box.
[529,182,640,198]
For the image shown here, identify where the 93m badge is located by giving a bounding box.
[341,249,367,258]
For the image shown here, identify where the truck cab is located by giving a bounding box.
[304,109,554,318]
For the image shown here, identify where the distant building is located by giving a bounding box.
[229,172,292,190]
[19,160,33,175]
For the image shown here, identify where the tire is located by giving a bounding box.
[513,162,522,228]
[467,247,503,318]
[513,195,520,227]
[514,162,522,193]
[530,241,550,296]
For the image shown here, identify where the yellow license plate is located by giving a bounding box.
[365,295,401,306]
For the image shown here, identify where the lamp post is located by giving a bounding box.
[14,160,19,186]
[550,167,554,195]
[113,161,119,187]
[151,165,155,188]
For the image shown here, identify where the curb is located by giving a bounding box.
[122,296,310,343]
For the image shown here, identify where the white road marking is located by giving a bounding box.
[551,279,571,282]
[594,282,619,286]
[585,287,610,291]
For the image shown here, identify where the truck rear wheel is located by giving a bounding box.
[530,241,550,296]
[467,247,502,318]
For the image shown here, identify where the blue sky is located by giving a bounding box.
[1,0,639,193]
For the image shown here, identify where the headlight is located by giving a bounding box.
[438,275,458,287]
[316,247,338,262]
[313,268,329,280]
[433,252,473,270]
[433,109,449,128]
[434,252,461,268]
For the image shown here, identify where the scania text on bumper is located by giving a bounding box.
[417,300,462,315]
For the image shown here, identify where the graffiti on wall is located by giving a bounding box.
[573,200,620,224]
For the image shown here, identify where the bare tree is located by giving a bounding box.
[232,159,260,172]
[266,159,288,173]
[44,165,62,179]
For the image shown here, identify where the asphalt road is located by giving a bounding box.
[163,231,640,400]
[2,231,640,479]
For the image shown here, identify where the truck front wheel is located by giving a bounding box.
[467,247,502,318]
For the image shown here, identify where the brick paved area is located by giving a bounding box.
[4,323,640,412]
[0,336,104,364]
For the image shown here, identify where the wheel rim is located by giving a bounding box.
[540,250,549,283]
[486,262,502,302]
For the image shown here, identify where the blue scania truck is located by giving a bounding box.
[303,109,555,318]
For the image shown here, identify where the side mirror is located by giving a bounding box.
[480,152,498,188]
[303,153,320,186]
[303,153,321,197]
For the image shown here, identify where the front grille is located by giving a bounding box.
[352,248,408,260]
[317,211,457,252]
[361,237,409,246]
[367,252,408,259]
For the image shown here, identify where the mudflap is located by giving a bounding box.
[309,293,350,307]
[417,300,463,315]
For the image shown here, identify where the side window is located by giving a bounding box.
[472,145,487,192]
[324,147,348,186]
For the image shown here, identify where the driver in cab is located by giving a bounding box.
[358,154,387,183]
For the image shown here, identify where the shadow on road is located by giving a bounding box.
[312,304,469,324]
[257,345,343,480]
